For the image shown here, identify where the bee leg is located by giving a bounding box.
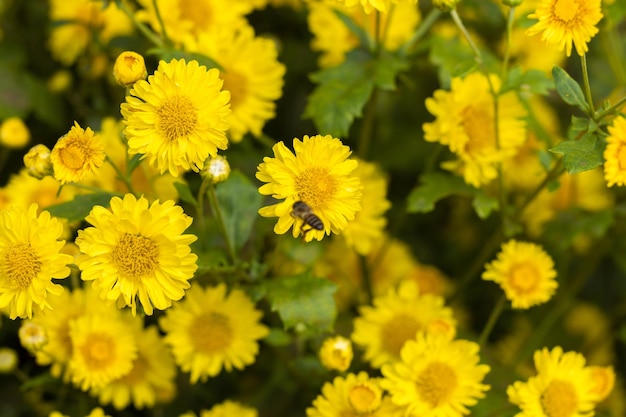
[300,224,313,242]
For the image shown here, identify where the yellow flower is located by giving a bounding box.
[0,117,30,148]
[0,204,72,319]
[603,116,626,187]
[423,72,527,187]
[351,281,456,368]
[201,155,231,184]
[50,121,106,184]
[482,240,557,309]
[0,347,18,373]
[588,366,615,404]
[18,321,47,352]
[23,144,54,179]
[257,135,362,242]
[0,169,76,214]
[199,400,258,417]
[381,333,490,417]
[432,0,460,12]
[526,0,603,57]
[319,335,353,372]
[334,0,418,14]
[186,25,286,142]
[113,51,147,87]
[306,371,404,417]
[507,347,598,417]
[85,408,112,417]
[159,283,269,383]
[76,194,198,315]
[121,59,230,177]
[505,26,566,75]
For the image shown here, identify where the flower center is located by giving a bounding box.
[415,361,458,407]
[111,233,159,280]
[2,242,41,289]
[81,333,115,370]
[221,70,247,109]
[461,104,496,155]
[295,167,338,209]
[553,0,579,23]
[380,314,421,358]
[191,312,234,354]
[178,0,213,29]
[348,381,382,413]
[508,263,540,293]
[541,379,578,417]
[156,95,198,142]
[58,141,88,170]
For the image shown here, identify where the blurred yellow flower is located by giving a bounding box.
[588,366,616,404]
[0,117,30,148]
[23,145,53,179]
[112,51,147,87]
[319,335,353,372]
[0,347,18,373]
[0,169,75,212]
[18,321,47,352]
[334,0,417,14]
[50,121,106,184]
[199,400,258,417]
[603,115,626,187]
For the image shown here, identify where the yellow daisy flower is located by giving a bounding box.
[0,117,30,149]
[76,194,198,315]
[112,51,147,87]
[306,371,404,417]
[423,72,527,187]
[351,281,456,368]
[603,116,626,187]
[50,121,106,184]
[334,0,417,14]
[507,347,598,417]
[0,169,75,212]
[526,0,603,57]
[381,333,491,417]
[482,240,558,309]
[319,335,353,372]
[588,365,615,404]
[121,58,230,177]
[186,25,286,143]
[199,400,258,417]
[159,283,269,383]
[256,135,362,242]
[0,204,72,319]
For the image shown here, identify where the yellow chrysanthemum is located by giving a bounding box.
[257,135,362,242]
[0,169,76,212]
[526,0,603,57]
[199,400,258,417]
[159,283,269,383]
[76,194,198,315]
[333,0,417,14]
[423,72,527,187]
[50,121,106,184]
[351,281,456,368]
[308,1,420,68]
[113,51,147,87]
[0,204,72,319]
[186,26,285,143]
[0,117,30,148]
[381,333,491,417]
[95,325,177,410]
[68,313,138,391]
[307,371,405,417]
[507,347,598,417]
[319,335,353,372]
[482,240,558,309]
[588,366,615,404]
[603,116,626,187]
[121,59,230,177]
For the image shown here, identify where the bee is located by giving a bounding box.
[291,201,324,237]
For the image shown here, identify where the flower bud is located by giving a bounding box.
[319,335,353,372]
[501,0,523,6]
[0,348,18,373]
[0,117,30,148]
[23,144,54,179]
[201,155,231,184]
[432,0,461,12]
[113,51,147,87]
[18,321,47,351]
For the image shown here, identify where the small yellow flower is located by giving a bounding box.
[0,347,18,373]
[319,335,353,372]
[18,321,48,352]
[50,121,105,184]
[588,365,615,404]
[0,117,30,148]
[113,51,147,87]
[23,144,54,179]
[199,400,258,417]
[482,240,557,309]
[334,0,418,14]
[201,155,231,184]
[603,115,626,187]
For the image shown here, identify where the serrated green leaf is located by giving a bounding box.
[174,181,197,207]
[372,51,409,90]
[265,274,337,331]
[472,192,499,219]
[46,192,119,222]
[552,66,588,112]
[406,172,475,213]
[214,170,263,252]
[550,133,605,174]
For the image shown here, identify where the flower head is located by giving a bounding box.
[201,155,231,184]
[113,51,147,87]
[319,335,353,372]
[76,194,198,315]
[526,0,603,57]
[18,321,47,351]
[382,333,491,417]
[159,283,269,383]
[587,365,615,404]
[0,204,72,319]
[0,117,30,148]
[23,144,53,179]
[50,122,105,184]
[333,0,417,14]
[0,347,18,373]
[482,240,557,309]
[257,135,362,242]
[199,400,258,417]
[121,59,230,177]
[603,115,626,187]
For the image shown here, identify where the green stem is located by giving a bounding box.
[105,155,136,195]
[357,88,378,159]
[515,159,564,219]
[580,53,596,116]
[478,295,507,347]
[206,182,237,264]
[600,21,626,87]
[501,6,516,81]
[152,0,171,46]
[595,95,626,121]
[116,0,164,47]
[196,177,209,237]
[401,9,442,55]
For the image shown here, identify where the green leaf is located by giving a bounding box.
[552,66,589,112]
[174,181,197,207]
[263,328,293,347]
[46,192,119,222]
[126,154,143,176]
[372,51,409,91]
[214,170,263,252]
[265,274,337,331]
[550,132,605,174]
[501,67,552,96]
[472,192,499,219]
[332,9,373,51]
[543,208,614,252]
[406,172,475,213]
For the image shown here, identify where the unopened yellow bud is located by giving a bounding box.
[432,0,461,12]
[24,144,54,179]
[319,335,353,372]
[0,117,30,148]
[18,321,47,351]
[113,51,147,87]
[201,155,231,184]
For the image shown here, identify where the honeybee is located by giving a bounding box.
[291,201,324,237]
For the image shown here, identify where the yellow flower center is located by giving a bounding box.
[81,334,115,369]
[157,95,198,141]
[295,167,338,209]
[381,314,421,357]
[461,104,496,154]
[191,312,234,353]
[508,263,539,293]
[178,0,213,29]
[416,361,458,407]
[541,379,578,417]
[2,242,41,289]
[221,70,246,109]
[348,382,382,413]
[553,0,579,23]
[112,233,159,279]
[57,141,88,170]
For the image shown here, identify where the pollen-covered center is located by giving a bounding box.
[416,361,458,407]
[191,312,234,354]
[508,263,540,293]
[221,70,247,109]
[81,334,115,370]
[461,104,496,155]
[381,314,422,357]
[58,140,89,170]
[156,95,198,141]
[348,382,382,413]
[2,242,41,289]
[295,167,338,209]
[111,233,159,279]
[553,0,580,24]
[541,379,578,417]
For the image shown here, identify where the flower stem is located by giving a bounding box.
[105,155,136,195]
[401,9,442,55]
[478,295,507,347]
[501,6,516,81]
[206,182,237,264]
[116,0,164,47]
[580,53,596,116]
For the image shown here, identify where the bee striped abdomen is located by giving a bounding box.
[291,201,324,232]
